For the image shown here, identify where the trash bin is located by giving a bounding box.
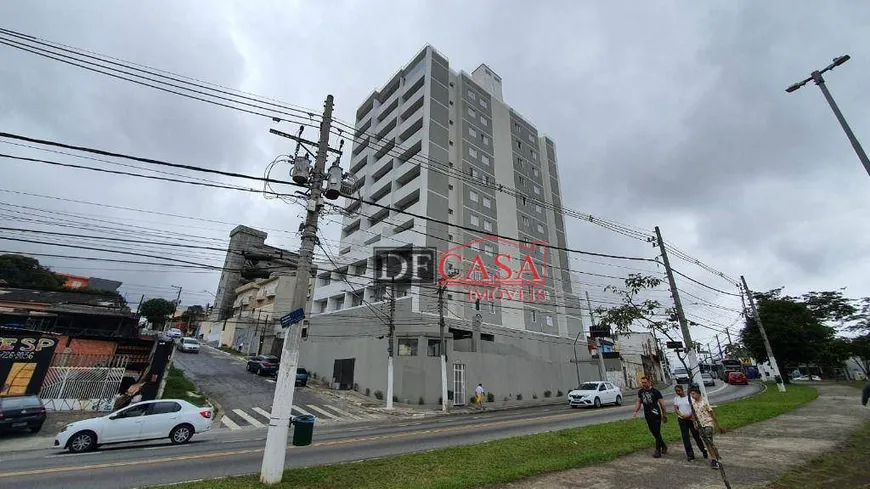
[291,415,315,446]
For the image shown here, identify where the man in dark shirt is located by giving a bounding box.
[633,376,668,458]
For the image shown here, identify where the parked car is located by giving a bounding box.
[673,367,691,384]
[176,337,200,353]
[54,400,212,453]
[727,371,749,385]
[166,328,183,339]
[296,368,309,387]
[568,381,622,408]
[246,355,279,376]
[701,373,716,387]
[0,395,47,435]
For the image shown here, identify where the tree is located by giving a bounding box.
[741,292,836,375]
[0,254,65,289]
[181,305,205,325]
[139,298,176,329]
[800,289,857,324]
[847,334,870,376]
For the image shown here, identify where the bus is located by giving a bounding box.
[718,359,743,380]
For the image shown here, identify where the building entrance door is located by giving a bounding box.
[452,363,466,406]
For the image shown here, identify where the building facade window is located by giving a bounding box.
[537,223,544,233]
[398,338,418,356]
[482,135,489,146]
[535,204,543,213]
[427,339,441,357]
[531,309,537,322]
[470,190,479,202]
[468,127,477,138]
[480,98,488,108]
[533,185,541,195]
[522,216,530,227]
[468,147,477,158]
[484,244,494,256]
[470,214,480,226]
[482,197,492,208]
[468,107,477,118]
[483,220,492,232]
[481,154,490,166]
[481,117,488,127]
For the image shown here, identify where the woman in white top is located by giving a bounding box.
[673,384,707,461]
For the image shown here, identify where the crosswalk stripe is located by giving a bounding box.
[322,404,363,420]
[233,409,265,428]
[220,415,241,430]
[306,404,341,420]
[291,405,314,417]
[252,407,271,419]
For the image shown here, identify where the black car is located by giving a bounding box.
[246,355,279,376]
[0,395,47,434]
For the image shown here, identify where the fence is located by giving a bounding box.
[40,354,130,412]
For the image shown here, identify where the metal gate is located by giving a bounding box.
[453,363,466,406]
[40,354,129,412]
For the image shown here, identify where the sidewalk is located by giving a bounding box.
[492,384,870,489]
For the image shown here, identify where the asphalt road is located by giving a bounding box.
[0,382,760,489]
[173,346,380,429]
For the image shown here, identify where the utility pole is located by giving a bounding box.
[741,276,786,393]
[437,280,449,413]
[716,335,724,360]
[170,285,182,332]
[386,282,396,410]
[786,55,870,178]
[571,309,586,388]
[725,327,733,351]
[585,291,607,381]
[654,226,707,401]
[260,95,335,485]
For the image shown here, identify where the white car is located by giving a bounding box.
[167,328,183,339]
[568,381,623,408]
[54,400,213,453]
[177,337,200,353]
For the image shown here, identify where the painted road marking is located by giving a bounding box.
[306,404,340,420]
[220,416,241,430]
[322,404,362,420]
[291,405,314,417]
[252,407,271,419]
[233,409,265,428]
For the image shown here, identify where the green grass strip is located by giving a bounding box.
[162,365,212,408]
[170,383,817,489]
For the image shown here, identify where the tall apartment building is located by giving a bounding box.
[302,46,595,404]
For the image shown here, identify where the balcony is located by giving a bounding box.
[354,118,372,139]
[398,112,424,144]
[377,92,400,123]
[400,86,425,121]
[394,187,420,211]
[371,156,394,183]
[397,133,422,163]
[370,177,393,203]
[352,136,370,156]
[375,117,398,141]
[374,138,396,162]
[395,158,421,188]
[402,74,425,104]
[350,152,368,175]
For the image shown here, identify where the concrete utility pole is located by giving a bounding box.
[716,334,724,360]
[786,55,870,178]
[585,291,607,381]
[437,280,449,412]
[260,95,334,485]
[386,283,396,410]
[654,226,707,401]
[571,310,586,388]
[741,276,786,393]
[170,285,182,332]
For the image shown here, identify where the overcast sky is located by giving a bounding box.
[1,1,868,348]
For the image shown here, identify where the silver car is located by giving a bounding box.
[701,373,716,387]
[177,337,200,353]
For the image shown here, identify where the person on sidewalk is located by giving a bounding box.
[475,384,485,409]
[673,384,707,461]
[633,376,668,458]
[689,388,726,469]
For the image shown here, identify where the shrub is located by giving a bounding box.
[557,390,564,397]
[418,396,425,405]
[374,390,384,400]
[438,396,443,405]
[470,395,477,405]
[365,387,371,397]
[503,396,509,402]
[486,392,495,402]
[544,390,552,398]
[393,395,399,403]
[533,393,538,400]
[516,394,523,401]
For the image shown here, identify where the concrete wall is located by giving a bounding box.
[300,296,601,405]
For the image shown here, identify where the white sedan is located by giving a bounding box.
[55,400,213,453]
[568,381,623,408]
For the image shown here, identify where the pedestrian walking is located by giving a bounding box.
[633,376,668,457]
[475,384,485,409]
[689,388,726,469]
[673,384,707,461]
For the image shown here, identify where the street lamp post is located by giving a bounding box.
[786,55,870,178]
